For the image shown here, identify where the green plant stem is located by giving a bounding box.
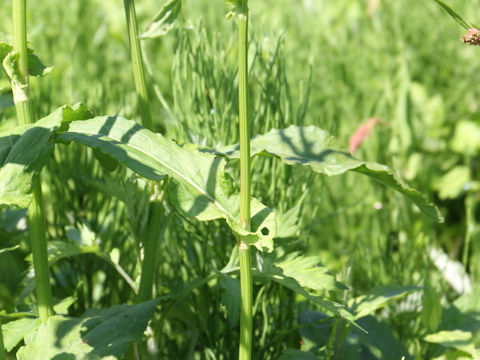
[239,243,252,360]
[123,0,153,130]
[237,2,252,359]
[137,200,164,303]
[127,194,166,359]
[12,0,54,323]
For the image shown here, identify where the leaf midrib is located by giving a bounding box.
[65,125,233,219]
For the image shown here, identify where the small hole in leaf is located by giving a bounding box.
[261,227,269,236]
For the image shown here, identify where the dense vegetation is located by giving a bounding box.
[0,0,479,359]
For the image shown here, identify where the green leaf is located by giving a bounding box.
[0,104,93,208]
[424,330,477,355]
[139,0,182,39]
[47,240,100,263]
[210,125,443,222]
[57,116,276,251]
[278,349,319,360]
[0,42,51,78]
[53,297,76,315]
[254,253,355,324]
[16,299,159,360]
[348,285,419,320]
[219,274,241,327]
[274,252,347,292]
[432,0,476,30]
[3,317,40,352]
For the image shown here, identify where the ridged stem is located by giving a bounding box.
[12,0,54,323]
[137,200,164,303]
[237,2,252,359]
[127,194,166,359]
[239,241,252,360]
[123,0,153,130]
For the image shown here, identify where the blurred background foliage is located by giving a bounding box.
[0,0,479,358]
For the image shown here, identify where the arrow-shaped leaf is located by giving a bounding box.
[56,116,275,251]
[208,125,443,222]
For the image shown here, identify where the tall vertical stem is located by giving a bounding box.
[12,0,54,323]
[137,200,164,303]
[237,1,252,359]
[123,0,153,130]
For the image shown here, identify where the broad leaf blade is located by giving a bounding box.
[275,252,347,292]
[254,253,355,324]
[212,125,443,222]
[3,317,40,352]
[16,299,159,360]
[0,104,93,208]
[57,116,275,251]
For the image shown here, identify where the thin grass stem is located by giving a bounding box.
[123,0,153,130]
